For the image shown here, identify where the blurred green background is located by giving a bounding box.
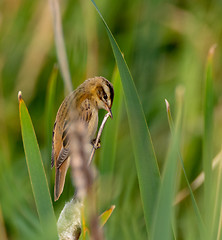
[0,0,222,239]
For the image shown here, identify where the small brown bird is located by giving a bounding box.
[51,76,114,201]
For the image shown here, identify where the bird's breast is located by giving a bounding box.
[87,109,98,141]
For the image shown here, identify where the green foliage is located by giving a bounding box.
[18,94,57,239]
[99,67,123,175]
[165,99,205,236]
[151,91,183,240]
[99,205,115,227]
[203,45,216,238]
[91,1,160,236]
[0,0,222,239]
[45,65,58,163]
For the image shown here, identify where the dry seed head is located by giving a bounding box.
[69,116,93,200]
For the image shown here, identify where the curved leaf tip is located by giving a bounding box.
[99,205,116,227]
[165,99,170,112]
[208,44,217,61]
[18,91,23,102]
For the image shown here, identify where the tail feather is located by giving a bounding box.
[54,157,70,201]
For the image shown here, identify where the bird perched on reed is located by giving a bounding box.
[51,76,114,201]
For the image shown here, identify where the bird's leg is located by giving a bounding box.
[91,138,101,150]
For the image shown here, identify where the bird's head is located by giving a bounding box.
[90,77,114,118]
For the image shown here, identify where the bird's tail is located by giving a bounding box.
[54,157,70,201]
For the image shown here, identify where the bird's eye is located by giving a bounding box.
[103,94,108,100]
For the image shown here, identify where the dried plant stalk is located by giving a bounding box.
[70,119,93,201]
[49,0,72,93]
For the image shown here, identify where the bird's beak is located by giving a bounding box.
[105,105,113,119]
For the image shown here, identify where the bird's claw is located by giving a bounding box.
[91,138,101,150]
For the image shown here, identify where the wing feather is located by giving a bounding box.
[56,147,69,168]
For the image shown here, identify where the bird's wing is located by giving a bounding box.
[56,120,71,168]
[52,98,92,167]
[56,99,93,167]
[53,119,70,201]
[53,97,95,201]
[56,147,70,168]
[51,119,70,168]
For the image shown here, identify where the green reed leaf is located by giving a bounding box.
[99,67,123,174]
[90,0,160,236]
[18,92,57,237]
[165,98,205,238]
[203,44,216,237]
[151,89,183,240]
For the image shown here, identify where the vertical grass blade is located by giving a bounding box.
[165,99,205,237]
[203,44,216,234]
[49,0,73,93]
[18,92,57,236]
[151,89,183,240]
[90,0,160,235]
